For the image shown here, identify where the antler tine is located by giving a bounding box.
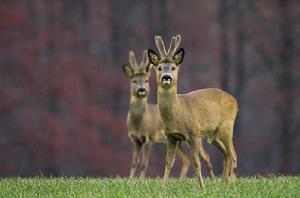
[175,34,181,48]
[141,50,149,66]
[129,50,138,67]
[168,34,181,57]
[167,36,177,56]
[155,35,167,58]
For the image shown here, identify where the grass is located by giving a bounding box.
[0,176,299,198]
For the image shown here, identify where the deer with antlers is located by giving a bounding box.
[122,50,215,179]
[148,35,238,189]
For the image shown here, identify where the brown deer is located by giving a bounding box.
[122,50,214,179]
[148,35,238,189]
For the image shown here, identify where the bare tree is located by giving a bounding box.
[277,0,296,174]
[218,0,230,92]
[233,0,246,101]
[148,0,168,39]
[109,0,135,112]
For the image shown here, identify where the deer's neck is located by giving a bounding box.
[158,86,180,121]
[129,97,148,124]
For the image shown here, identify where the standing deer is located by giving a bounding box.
[148,35,238,189]
[122,50,214,179]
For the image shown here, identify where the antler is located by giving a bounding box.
[129,50,138,67]
[141,50,149,66]
[155,36,168,58]
[154,35,181,59]
[128,50,149,74]
[168,35,181,57]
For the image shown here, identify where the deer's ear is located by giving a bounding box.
[122,64,133,78]
[147,49,160,66]
[145,64,153,73]
[173,48,185,65]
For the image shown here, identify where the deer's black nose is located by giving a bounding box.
[161,75,172,85]
[137,88,146,96]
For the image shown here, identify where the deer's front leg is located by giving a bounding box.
[189,138,205,189]
[163,135,178,187]
[140,141,152,178]
[130,140,142,179]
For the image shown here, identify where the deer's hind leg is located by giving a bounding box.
[198,139,215,178]
[217,124,237,183]
[140,141,152,178]
[228,140,237,181]
[212,139,229,180]
[176,143,190,178]
[129,136,143,179]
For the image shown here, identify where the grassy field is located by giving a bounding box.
[0,176,299,198]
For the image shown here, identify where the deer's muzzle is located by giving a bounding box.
[161,75,172,85]
[137,88,147,97]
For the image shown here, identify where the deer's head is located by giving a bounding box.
[122,50,151,99]
[147,35,184,90]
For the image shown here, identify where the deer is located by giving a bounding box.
[147,35,238,189]
[122,50,215,179]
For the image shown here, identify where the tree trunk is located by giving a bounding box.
[109,0,127,112]
[158,0,168,38]
[218,0,230,92]
[147,0,154,47]
[277,0,295,174]
[233,0,245,143]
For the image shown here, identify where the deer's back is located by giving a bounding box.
[177,88,238,137]
[180,88,237,119]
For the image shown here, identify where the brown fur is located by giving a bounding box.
[148,35,238,189]
[123,50,193,178]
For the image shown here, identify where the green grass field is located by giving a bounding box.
[0,176,299,198]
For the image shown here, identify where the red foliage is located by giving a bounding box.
[0,0,299,177]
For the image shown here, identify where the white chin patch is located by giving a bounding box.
[162,79,171,85]
[138,91,146,96]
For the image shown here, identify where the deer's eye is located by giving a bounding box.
[172,67,176,71]
[145,80,149,83]
[133,80,137,83]
[158,67,162,71]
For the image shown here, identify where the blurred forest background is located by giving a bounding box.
[0,0,299,177]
